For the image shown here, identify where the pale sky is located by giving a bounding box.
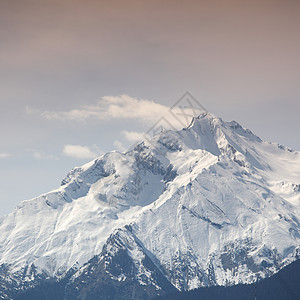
[0,0,299,216]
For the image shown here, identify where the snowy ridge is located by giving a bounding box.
[0,112,299,297]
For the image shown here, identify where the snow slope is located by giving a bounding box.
[0,112,299,295]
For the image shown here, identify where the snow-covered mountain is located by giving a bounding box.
[1,112,300,299]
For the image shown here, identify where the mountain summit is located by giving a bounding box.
[1,113,300,299]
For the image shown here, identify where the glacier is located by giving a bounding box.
[0,112,299,298]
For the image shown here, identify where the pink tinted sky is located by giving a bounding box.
[0,0,299,215]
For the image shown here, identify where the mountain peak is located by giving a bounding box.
[0,112,299,299]
[187,111,222,128]
[187,112,258,140]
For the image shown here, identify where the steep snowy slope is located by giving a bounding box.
[0,113,299,298]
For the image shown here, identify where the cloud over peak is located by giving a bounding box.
[28,94,206,130]
[62,144,101,160]
[38,95,169,123]
[0,153,11,159]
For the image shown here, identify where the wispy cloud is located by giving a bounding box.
[122,130,144,143]
[25,106,40,115]
[27,94,205,129]
[0,153,11,159]
[33,151,59,160]
[113,131,144,154]
[27,148,59,160]
[38,95,169,123]
[62,144,102,160]
[114,141,127,152]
